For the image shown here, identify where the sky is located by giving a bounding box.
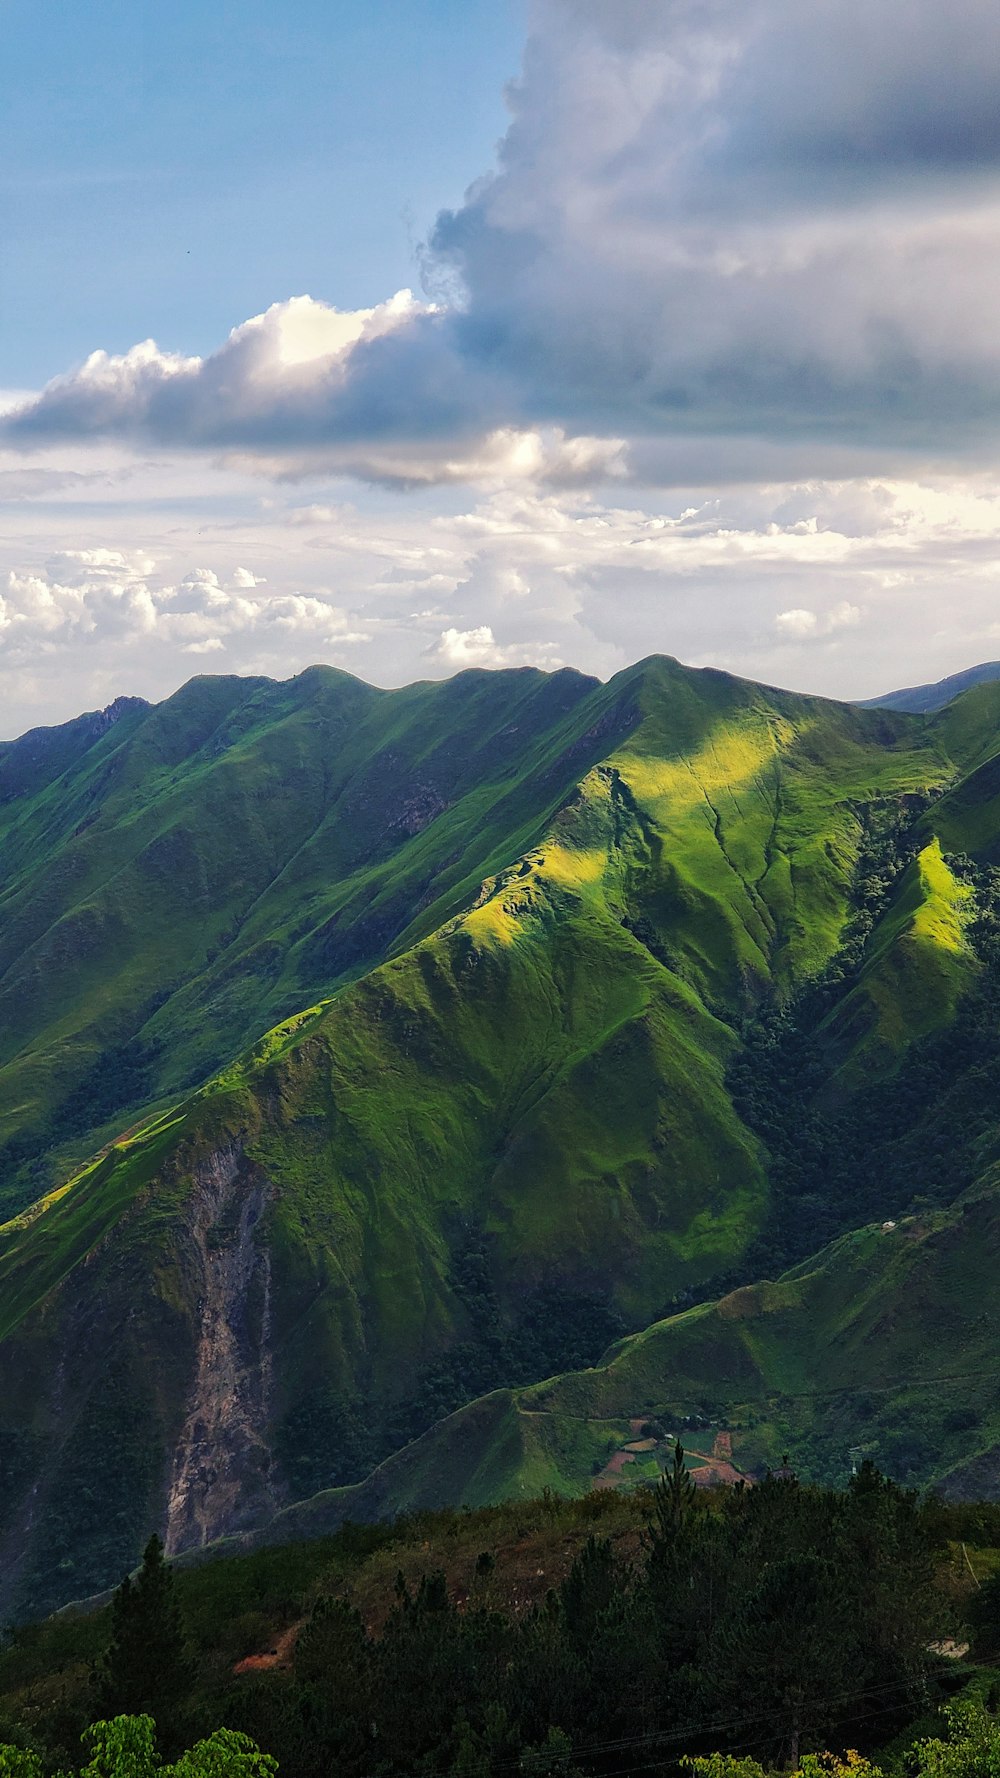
[4,0,1000,736]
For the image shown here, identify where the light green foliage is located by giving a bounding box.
[685,1750,884,1778]
[170,1732,277,1778]
[0,1748,45,1778]
[39,1719,279,1778]
[684,1758,771,1778]
[82,1717,160,1778]
[912,1697,1000,1778]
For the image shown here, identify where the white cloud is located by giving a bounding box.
[6,436,1000,738]
[775,608,819,639]
[427,626,506,668]
[425,624,562,671]
[0,541,370,716]
[7,0,1000,481]
[776,600,862,639]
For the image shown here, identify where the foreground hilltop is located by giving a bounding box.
[3,654,1000,1617]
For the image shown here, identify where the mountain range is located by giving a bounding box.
[3,653,1000,1620]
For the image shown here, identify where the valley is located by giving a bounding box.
[2,654,1000,1620]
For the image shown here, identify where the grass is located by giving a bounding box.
[325,1170,1000,1515]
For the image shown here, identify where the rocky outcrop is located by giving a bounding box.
[165,1146,276,1555]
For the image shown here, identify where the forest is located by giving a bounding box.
[5,1462,1000,1778]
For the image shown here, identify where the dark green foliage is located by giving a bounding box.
[275,1390,376,1500]
[15,1360,162,1622]
[649,1439,699,1543]
[58,1039,159,1141]
[210,1472,936,1773]
[95,1537,194,1724]
[968,1567,1000,1657]
[729,813,1000,1278]
[0,1477,965,1778]
[276,1262,624,1497]
[395,1285,625,1454]
[558,1537,617,1653]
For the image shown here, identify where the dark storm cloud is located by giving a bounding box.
[6,0,1000,477]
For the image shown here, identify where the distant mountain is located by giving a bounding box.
[861,659,1000,713]
[6,655,1000,1618]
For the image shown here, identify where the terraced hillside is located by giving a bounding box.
[2,654,999,1619]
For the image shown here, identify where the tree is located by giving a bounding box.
[81,1715,159,1778]
[911,1697,1000,1778]
[0,1717,281,1778]
[95,1538,193,1722]
[649,1441,698,1545]
[171,1729,277,1778]
[559,1537,616,1653]
[0,1751,44,1778]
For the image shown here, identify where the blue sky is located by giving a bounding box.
[1,0,521,383]
[3,0,1000,735]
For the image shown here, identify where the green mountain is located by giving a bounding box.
[3,653,1000,1620]
[0,663,627,1213]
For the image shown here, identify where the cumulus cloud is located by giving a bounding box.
[775,601,862,640]
[428,0,1000,452]
[6,0,1000,480]
[0,550,367,683]
[424,624,563,671]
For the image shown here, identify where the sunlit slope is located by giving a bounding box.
[601,658,951,1002]
[0,752,773,1618]
[819,840,977,1084]
[0,662,639,1210]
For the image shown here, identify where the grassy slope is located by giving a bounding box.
[0,663,639,1209]
[268,1169,1000,1534]
[0,656,994,1615]
[820,840,977,1087]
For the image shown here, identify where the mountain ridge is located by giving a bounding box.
[861,658,1000,714]
[2,652,1000,1619]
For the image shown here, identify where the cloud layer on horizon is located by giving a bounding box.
[6,449,1000,737]
[7,0,1000,480]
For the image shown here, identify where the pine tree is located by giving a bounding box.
[95,1534,193,1720]
[650,1440,698,1546]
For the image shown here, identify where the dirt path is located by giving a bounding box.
[233,1620,302,1676]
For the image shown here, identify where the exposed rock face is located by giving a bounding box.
[165,1145,276,1555]
[91,695,149,736]
[387,784,448,837]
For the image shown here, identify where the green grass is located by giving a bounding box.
[820,839,977,1085]
[0,663,635,1207]
[280,1169,1000,1524]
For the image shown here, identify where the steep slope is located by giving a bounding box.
[0,656,970,1618]
[260,1169,1000,1540]
[0,662,636,1215]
